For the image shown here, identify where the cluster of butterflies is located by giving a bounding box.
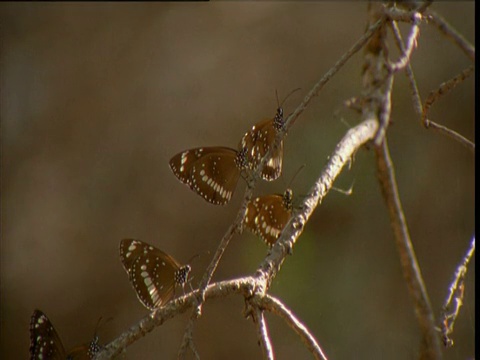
[30,104,296,359]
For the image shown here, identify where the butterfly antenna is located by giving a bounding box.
[287,164,306,189]
[93,315,113,336]
[280,88,301,108]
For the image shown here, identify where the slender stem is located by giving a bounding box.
[424,120,475,153]
[262,295,328,360]
[427,10,475,61]
[374,140,442,360]
[251,308,275,360]
[387,13,421,73]
[440,236,475,347]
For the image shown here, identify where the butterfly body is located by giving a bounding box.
[119,239,191,310]
[245,189,293,247]
[29,309,100,360]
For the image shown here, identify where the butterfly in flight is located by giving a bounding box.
[169,107,286,205]
[119,239,192,310]
[29,309,101,360]
[244,188,294,247]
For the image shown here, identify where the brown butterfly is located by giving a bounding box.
[119,239,191,310]
[169,146,249,205]
[169,107,286,205]
[29,309,101,360]
[244,188,293,247]
[240,106,285,181]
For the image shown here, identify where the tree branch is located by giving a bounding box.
[261,295,328,360]
[248,306,275,360]
[374,140,442,360]
[426,9,475,61]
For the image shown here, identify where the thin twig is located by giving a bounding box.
[439,236,475,347]
[383,4,431,22]
[389,21,424,118]
[387,12,422,73]
[424,121,475,153]
[422,66,475,153]
[423,67,474,119]
[284,18,385,130]
[426,9,475,61]
[249,307,275,360]
[373,74,394,146]
[261,295,328,360]
[389,21,475,154]
[374,139,442,360]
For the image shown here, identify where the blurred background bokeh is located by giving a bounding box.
[1,3,474,359]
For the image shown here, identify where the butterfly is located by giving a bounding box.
[240,106,285,181]
[244,188,293,247]
[119,239,191,310]
[169,146,249,205]
[29,309,101,360]
[169,107,286,205]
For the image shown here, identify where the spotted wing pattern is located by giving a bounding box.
[240,107,285,181]
[119,239,191,310]
[169,146,248,205]
[244,189,293,247]
[30,310,67,360]
[30,310,100,360]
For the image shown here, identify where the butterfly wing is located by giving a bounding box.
[169,147,242,205]
[119,239,183,310]
[245,193,292,246]
[240,118,283,181]
[30,310,67,360]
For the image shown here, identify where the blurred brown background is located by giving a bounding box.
[1,3,474,359]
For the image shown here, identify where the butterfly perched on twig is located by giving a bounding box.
[169,146,250,205]
[240,106,286,182]
[169,107,286,205]
[119,239,192,310]
[29,309,101,360]
[244,188,294,247]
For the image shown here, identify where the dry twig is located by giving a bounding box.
[426,9,475,61]
[261,295,328,360]
[439,236,475,347]
[422,66,475,153]
[248,306,275,360]
[374,140,442,360]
